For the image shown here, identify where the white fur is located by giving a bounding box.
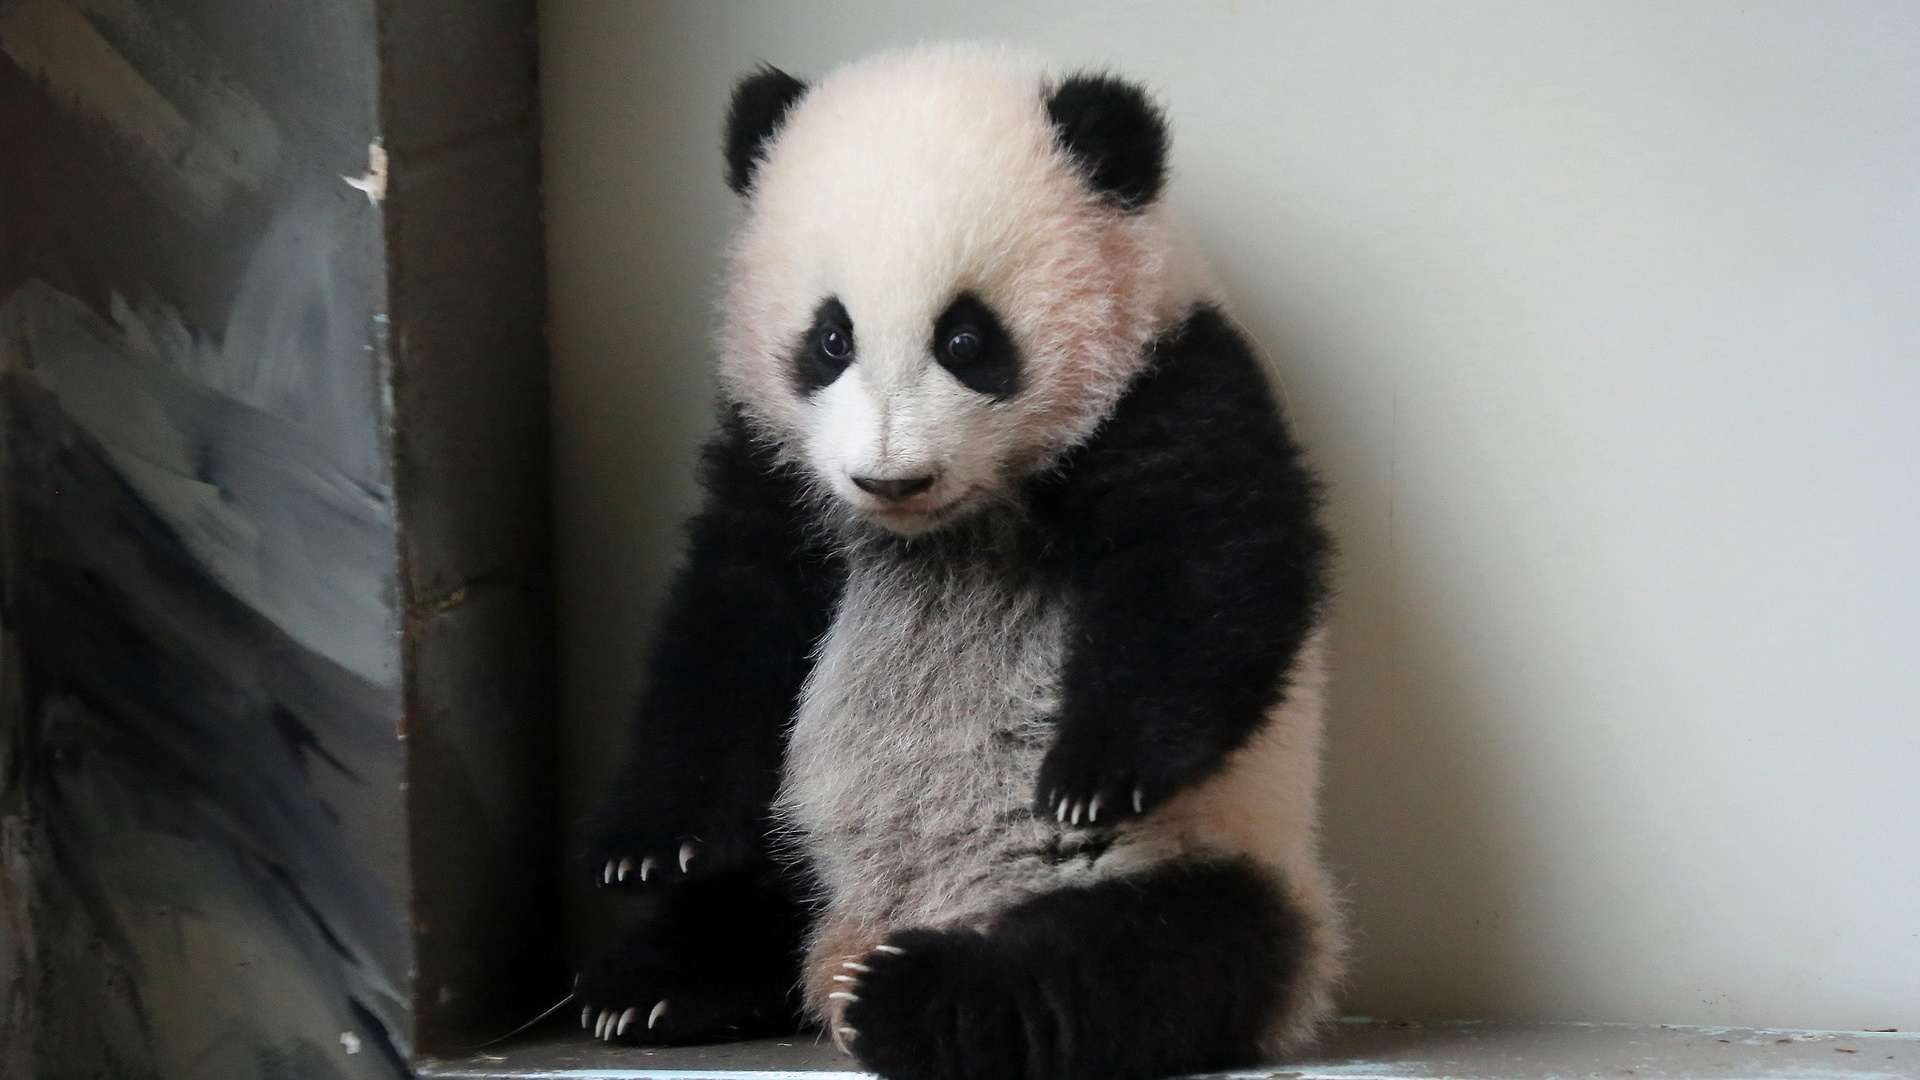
[730,44,1342,1057]
[720,44,1215,534]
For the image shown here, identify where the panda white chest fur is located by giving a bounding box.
[778,517,1083,933]
[578,44,1345,1080]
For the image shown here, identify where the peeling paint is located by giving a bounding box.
[344,142,388,204]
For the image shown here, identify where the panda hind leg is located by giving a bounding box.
[841,858,1309,1080]
[575,867,808,1044]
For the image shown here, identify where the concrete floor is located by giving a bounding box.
[418,1018,1918,1079]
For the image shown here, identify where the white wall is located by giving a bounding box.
[540,1,1920,1030]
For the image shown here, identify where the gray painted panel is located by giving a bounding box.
[3,0,553,1070]
[0,0,412,1075]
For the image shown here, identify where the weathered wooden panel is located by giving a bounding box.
[0,0,553,1074]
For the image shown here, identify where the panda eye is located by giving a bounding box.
[819,326,851,359]
[930,293,1019,399]
[945,330,982,362]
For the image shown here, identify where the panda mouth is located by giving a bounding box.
[858,485,980,532]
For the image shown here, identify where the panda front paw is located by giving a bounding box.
[1033,724,1203,829]
[584,804,764,891]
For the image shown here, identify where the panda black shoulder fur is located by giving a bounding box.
[580,44,1345,1080]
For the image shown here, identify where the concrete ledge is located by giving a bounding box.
[418,1019,1918,1079]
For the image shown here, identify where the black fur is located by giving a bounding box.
[794,297,856,394]
[843,859,1306,1080]
[1031,306,1330,826]
[575,868,808,1043]
[725,66,810,195]
[584,407,842,889]
[932,292,1022,399]
[1045,74,1170,210]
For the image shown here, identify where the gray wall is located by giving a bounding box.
[539,1,1920,1031]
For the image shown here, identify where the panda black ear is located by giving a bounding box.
[725,65,810,196]
[1045,73,1169,210]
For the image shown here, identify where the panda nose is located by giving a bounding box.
[851,474,937,500]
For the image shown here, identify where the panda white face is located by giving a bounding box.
[717,45,1209,535]
[794,289,1025,533]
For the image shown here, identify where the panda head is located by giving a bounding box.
[717,45,1213,536]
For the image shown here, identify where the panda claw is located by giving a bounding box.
[832,974,858,984]
[828,991,860,1003]
[1133,786,1145,814]
[648,999,669,1030]
[581,1005,592,1030]
[602,861,614,885]
[640,855,656,882]
[594,1010,610,1039]
[874,944,906,955]
[1055,798,1069,823]
[678,843,695,874]
[1089,794,1103,822]
[840,961,872,973]
[616,857,632,882]
[616,1006,638,1036]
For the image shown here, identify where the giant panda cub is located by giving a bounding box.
[579,44,1344,1080]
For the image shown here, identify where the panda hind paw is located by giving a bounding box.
[841,929,1029,1080]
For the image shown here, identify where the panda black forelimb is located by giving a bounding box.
[1031,307,1331,827]
[584,407,844,890]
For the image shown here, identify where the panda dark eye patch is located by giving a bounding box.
[795,297,855,393]
[932,293,1020,399]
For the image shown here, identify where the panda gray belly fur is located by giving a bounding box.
[775,532,1107,934]
[774,519,1345,1053]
